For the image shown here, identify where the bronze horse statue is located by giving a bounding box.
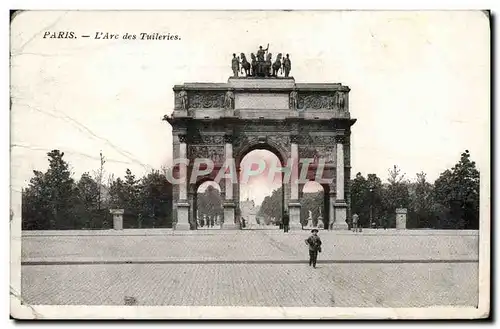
[272,53,283,77]
[240,53,251,76]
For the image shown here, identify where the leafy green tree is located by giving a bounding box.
[75,172,100,228]
[408,172,437,228]
[433,150,480,229]
[257,187,283,224]
[349,173,383,227]
[138,170,173,228]
[22,171,51,230]
[381,165,410,228]
[197,185,223,223]
[21,150,78,230]
[108,177,126,208]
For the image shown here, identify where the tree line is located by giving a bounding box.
[21,149,480,230]
[22,150,173,230]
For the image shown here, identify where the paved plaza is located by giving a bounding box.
[21,229,479,307]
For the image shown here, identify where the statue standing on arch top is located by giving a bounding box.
[231,53,240,77]
[282,54,292,78]
[257,44,269,62]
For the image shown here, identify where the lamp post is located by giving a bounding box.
[369,187,374,228]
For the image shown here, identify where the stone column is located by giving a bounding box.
[109,209,124,230]
[188,190,195,230]
[223,135,237,229]
[328,191,335,230]
[396,208,407,229]
[175,134,190,230]
[288,135,301,229]
[332,136,348,230]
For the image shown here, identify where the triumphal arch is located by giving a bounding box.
[164,47,356,230]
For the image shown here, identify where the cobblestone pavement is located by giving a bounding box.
[22,230,479,263]
[20,229,479,307]
[21,262,478,307]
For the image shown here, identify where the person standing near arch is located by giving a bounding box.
[305,229,322,268]
[283,210,290,233]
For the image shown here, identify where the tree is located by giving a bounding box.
[123,168,141,213]
[434,150,480,229]
[75,172,99,228]
[408,172,437,228]
[138,170,173,228]
[21,150,78,230]
[22,171,51,230]
[257,187,283,224]
[381,165,410,228]
[349,173,383,228]
[93,151,106,210]
[109,177,126,209]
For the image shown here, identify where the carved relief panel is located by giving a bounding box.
[296,91,347,111]
[298,146,336,163]
[188,92,225,109]
[188,145,225,165]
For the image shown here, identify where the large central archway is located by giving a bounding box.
[238,148,283,230]
[165,75,356,231]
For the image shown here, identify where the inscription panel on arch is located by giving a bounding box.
[235,93,289,110]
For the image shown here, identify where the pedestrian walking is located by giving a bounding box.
[305,229,322,268]
[352,213,359,232]
[283,210,290,233]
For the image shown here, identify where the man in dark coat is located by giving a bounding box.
[305,229,322,268]
[283,211,290,233]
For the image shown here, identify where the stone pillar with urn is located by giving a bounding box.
[109,209,124,230]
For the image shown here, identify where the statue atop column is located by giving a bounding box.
[282,54,292,78]
[231,53,240,77]
[257,44,269,62]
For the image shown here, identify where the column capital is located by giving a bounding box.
[224,134,233,144]
[290,135,300,144]
[334,135,346,144]
[178,134,188,143]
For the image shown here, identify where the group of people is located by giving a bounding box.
[351,213,389,232]
[196,216,218,228]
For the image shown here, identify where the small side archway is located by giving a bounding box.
[300,181,330,229]
[193,179,223,229]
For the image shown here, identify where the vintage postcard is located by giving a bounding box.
[10,10,490,319]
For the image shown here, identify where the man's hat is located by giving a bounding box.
[311,229,319,233]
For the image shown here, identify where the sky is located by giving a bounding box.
[10,11,490,206]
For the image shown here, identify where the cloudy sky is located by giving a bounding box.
[10,11,490,205]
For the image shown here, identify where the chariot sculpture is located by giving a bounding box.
[231,44,292,78]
